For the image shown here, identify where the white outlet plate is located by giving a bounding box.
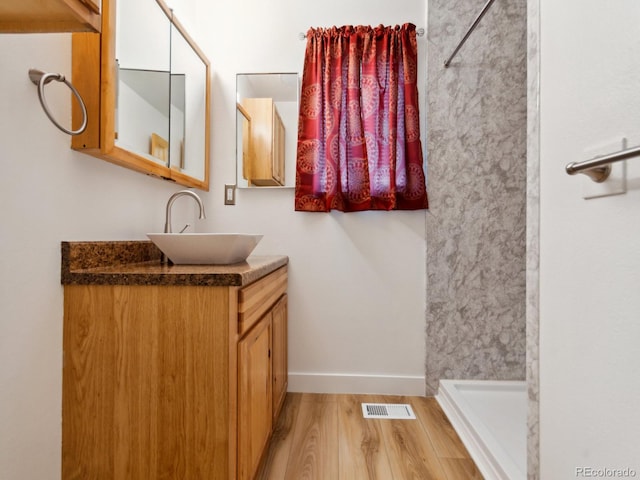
[224,184,236,205]
[581,138,627,199]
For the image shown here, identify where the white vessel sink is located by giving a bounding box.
[147,233,263,265]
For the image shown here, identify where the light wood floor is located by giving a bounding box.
[255,393,483,480]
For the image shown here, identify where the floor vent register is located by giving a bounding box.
[361,403,416,420]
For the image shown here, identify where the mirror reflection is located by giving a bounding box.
[169,73,185,167]
[116,68,170,163]
[113,0,209,184]
[236,73,299,188]
[115,0,171,166]
[171,21,207,181]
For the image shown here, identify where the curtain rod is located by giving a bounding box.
[444,0,496,67]
[298,27,425,41]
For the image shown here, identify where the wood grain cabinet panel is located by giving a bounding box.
[241,98,286,186]
[0,0,100,33]
[271,294,288,420]
[238,315,272,480]
[62,266,288,480]
[238,265,287,335]
[79,0,101,14]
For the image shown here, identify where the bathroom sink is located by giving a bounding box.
[147,233,263,265]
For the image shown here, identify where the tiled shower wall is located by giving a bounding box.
[425,0,527,395]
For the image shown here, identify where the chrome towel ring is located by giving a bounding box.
[28,68,88,136]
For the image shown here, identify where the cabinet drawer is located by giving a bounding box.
[238,266,287,335]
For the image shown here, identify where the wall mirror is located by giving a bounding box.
[236,73,299,188]
[71,0,210,190]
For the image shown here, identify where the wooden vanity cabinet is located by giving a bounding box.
[241,98,285,186]
[0,0,101,33]
[62,265,287,480]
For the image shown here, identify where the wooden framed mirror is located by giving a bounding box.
[71,0,210,190]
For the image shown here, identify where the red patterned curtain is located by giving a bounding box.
[295,24,428,212]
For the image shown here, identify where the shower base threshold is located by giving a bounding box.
[436,379,527,480]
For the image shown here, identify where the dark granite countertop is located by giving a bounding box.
[61,241,288,287]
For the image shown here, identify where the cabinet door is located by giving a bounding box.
[237,315,272,480]
[271,295,288,420]
[241,98,272,185]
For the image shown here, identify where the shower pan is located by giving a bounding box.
[436,379,527,480]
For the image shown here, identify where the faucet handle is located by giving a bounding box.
[178,224,190,234]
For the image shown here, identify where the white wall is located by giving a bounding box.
[0,34,199,479]
[0,0,427,477]
[539,0,640,476]
[193,0,428,394]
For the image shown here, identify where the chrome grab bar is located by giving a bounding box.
[444,0,496,68]
[565,144,640,183]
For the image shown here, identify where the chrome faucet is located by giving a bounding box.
[164,190,206,233]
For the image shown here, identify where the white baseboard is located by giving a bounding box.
[288,372,426,396]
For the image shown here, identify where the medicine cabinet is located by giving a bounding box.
[71,0,210,190]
